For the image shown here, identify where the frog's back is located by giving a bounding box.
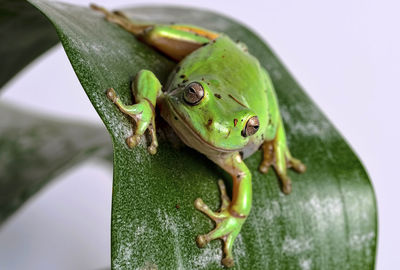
[173,36,267,102]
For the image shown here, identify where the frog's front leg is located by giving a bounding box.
[106,70,161,154]
[259,119,306,194]
[195,152,251,268]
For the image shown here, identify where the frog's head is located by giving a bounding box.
[163,78,263,156]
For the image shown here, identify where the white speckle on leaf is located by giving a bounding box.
[89,42,106,53]
[140,261,158,270]
[193,245,221,269]
[349,231,375,254]
[272,69,283,80]
[133,222,147,239]
[308,195,342,216]
[280,104,333,137]
[112,219,156,270]
[299,258,312,270]
[301,195,343,230]
[113,240,133,270]
[282,235,312,255]
[257,200,281,223]
[286,115,332,137]
[234,234,246,259]
[157,209,184,269]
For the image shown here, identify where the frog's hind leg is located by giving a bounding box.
[90,4,219,60]
[259,121,306,194]
[195,153,251,268]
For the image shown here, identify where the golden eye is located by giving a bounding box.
[242,116,260,137]
[183,82,204,105]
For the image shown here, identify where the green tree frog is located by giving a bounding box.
[92,4,306,268]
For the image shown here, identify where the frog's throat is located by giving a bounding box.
[164,99,241,155]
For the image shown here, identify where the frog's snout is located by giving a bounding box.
[205,118,231,138]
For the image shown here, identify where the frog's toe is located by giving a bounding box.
[289,157,306,173]
[90,4,125,25]
[221,233,237,268]
[112,10,130,20]
[194,180,230,220]
[194,198,224,221]
[146,122,158,155]
[274,168,293,194]
[259,140,274,174]
[281,177,292,194]
[147,143,157,155]
[126,135,140,149]
[106,88,118,103]
[258,162,271,174]
[196,234,209,248]
[217,180,230,211]
[222,257,235,268]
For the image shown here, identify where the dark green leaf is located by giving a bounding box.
[27,1,377,269]
[0,0,59,89]
[0,0,113,226]
[0,103,112,224]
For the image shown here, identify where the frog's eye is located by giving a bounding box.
[242,116,260,137]
[183,82,204,105]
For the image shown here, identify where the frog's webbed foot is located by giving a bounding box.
[195,180,246,268]
[106,70,161,155]
[259,137,306,194]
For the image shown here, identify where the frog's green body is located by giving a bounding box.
[92,4,305,268]
[163,36,274,156]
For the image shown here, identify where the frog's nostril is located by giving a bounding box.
[205,118,213,130]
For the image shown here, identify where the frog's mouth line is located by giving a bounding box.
[165,98,240,154]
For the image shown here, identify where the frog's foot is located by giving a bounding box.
[90,4,150,35]
[259,140,306,194]
[106,87,158,154]
[195,180,246,268]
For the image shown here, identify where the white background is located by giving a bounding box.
[1,0,399,269]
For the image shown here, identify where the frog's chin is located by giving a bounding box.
[161,98,239,157]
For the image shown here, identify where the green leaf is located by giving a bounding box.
[27,1,377,269]
[0,0,59,89]
[0,102,112,224]
[0,0,112,224]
